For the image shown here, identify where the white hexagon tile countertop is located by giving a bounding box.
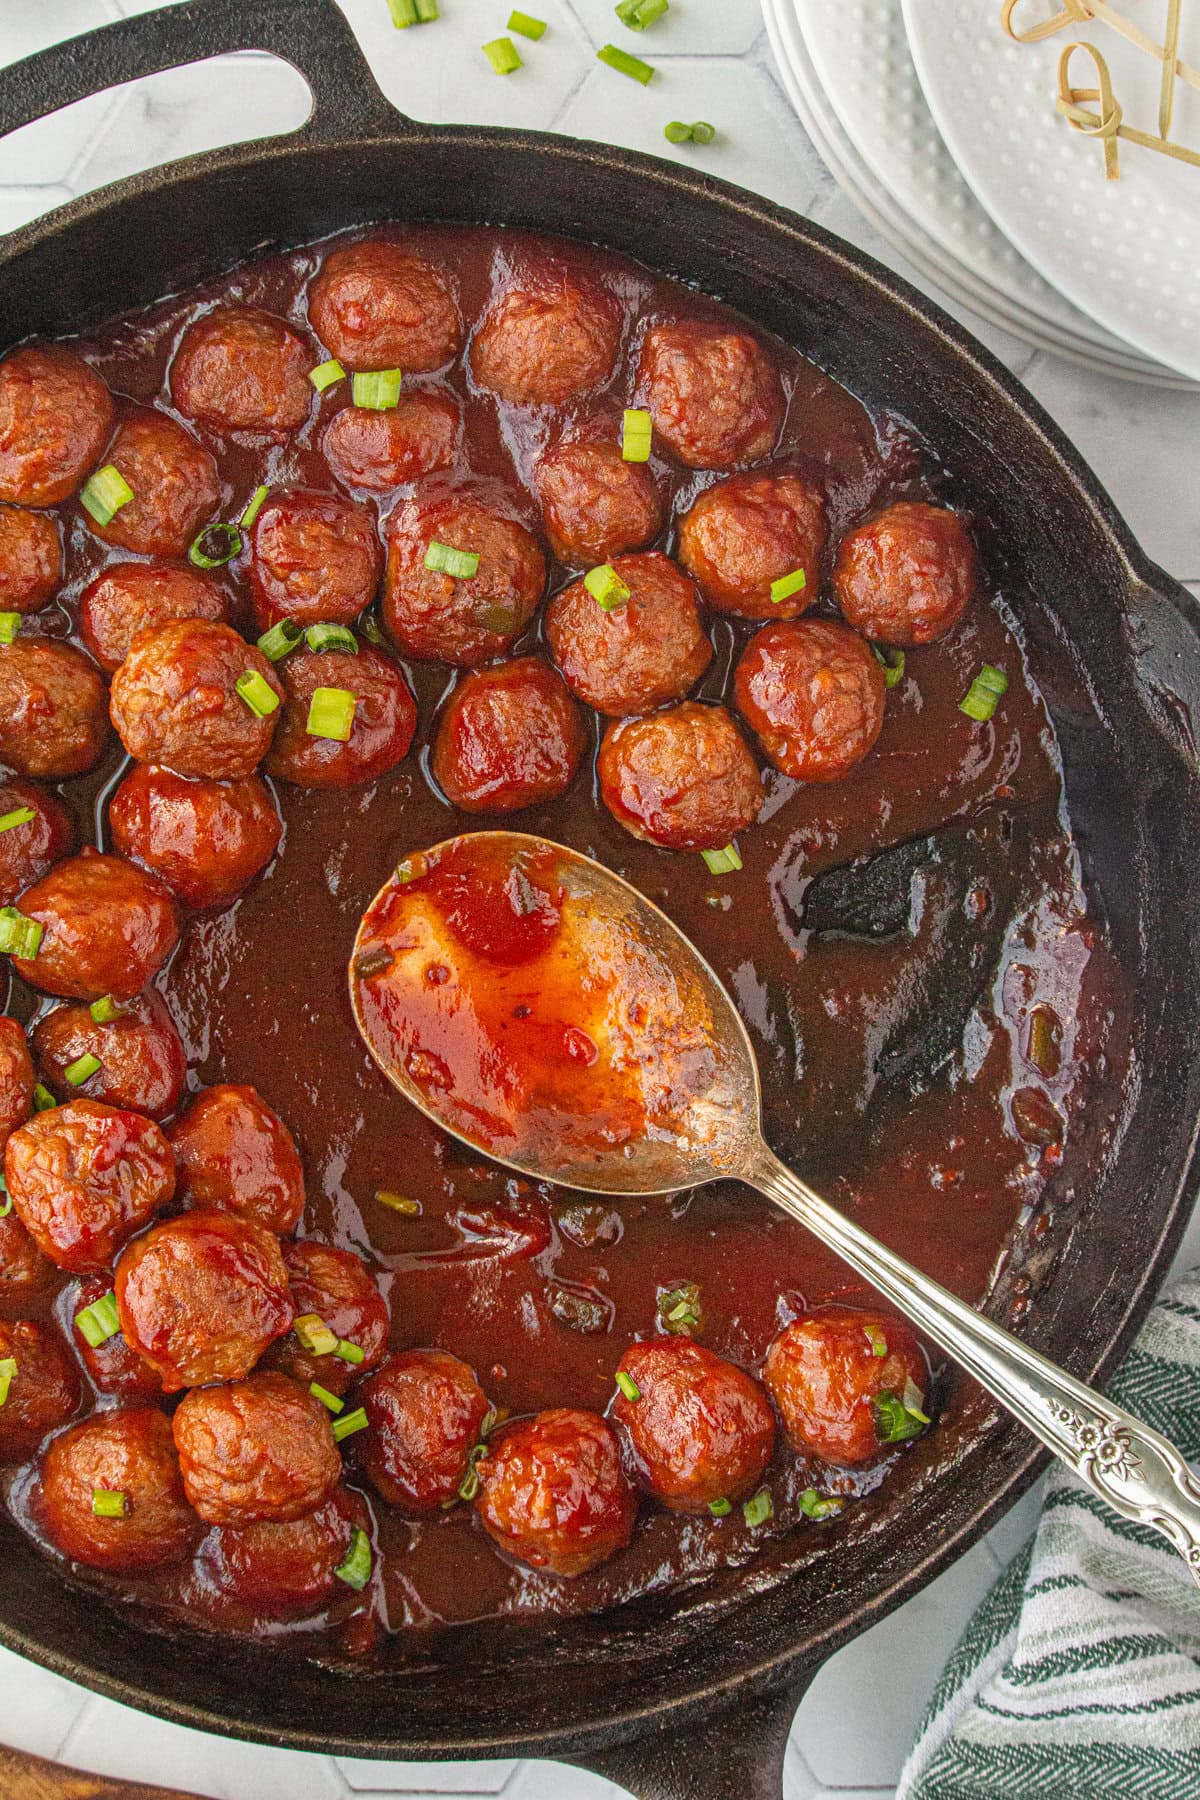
[1,4,1199,1798]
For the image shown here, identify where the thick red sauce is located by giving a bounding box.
[0,225,1125,1661]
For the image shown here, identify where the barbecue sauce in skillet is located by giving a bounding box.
[0,226,1125,1661]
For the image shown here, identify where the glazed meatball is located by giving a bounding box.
[475,1408,636,1577]
[598,703,763,851]
[169,1083,304,1237]
[0,637,108,780]
[0,1319,80,1459]
[173,1371,340,1524]
[471,271,621,406]
[0,344,113,507]
[734,619,886,783]
[0,775,72,904]
[356,1349,489,1512]
[545,551,711,718]
[116,1210,292,1391]
[764,1306,929,1467]
[612,1339,775,1513]
[263,643,416,789]
[267,1239,389,1398]
[535,438,664,566]
[32,992,186,1120]
[38,1406,197,1571]
[109,619,283,781]
[678,473,828,619]
[66,1274,162,1400]
[79,561,228,675]
[323,390,461,492]
[0,504,61,611]
[0,1214,51,1293]
[5,1098,174,1274]
[0,1014,33,1145]
[84,410,220,559]
[832,501,978,646]
[171,306,312,438]
[249,489,382,630]
[308,239,463,373]
[637,320,784,469]
[383,491,545,667]
[109,764,281,911]
[202,1485,366,1617]
[12,850,178,1002]
[432,658,586,814]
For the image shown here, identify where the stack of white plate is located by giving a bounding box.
[762,0,1200,389]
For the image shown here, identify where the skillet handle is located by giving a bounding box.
[0,0,400,148]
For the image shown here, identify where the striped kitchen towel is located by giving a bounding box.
[897,1266,1200,1799]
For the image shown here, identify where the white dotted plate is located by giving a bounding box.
[902,0,1200,383]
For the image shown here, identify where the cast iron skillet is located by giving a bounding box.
[2,3,1200,1794]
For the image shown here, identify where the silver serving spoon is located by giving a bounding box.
[350,830,1200,1580]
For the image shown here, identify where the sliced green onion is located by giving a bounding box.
[334,1525,373,1590]
[903,1375,931,1423]
[32,1083,56,1112]
[352,369,404,410]
[664,121,694,144]
[743,1488,773,1528]
[799,1487,844,1521]
[332,1405,368,1443]
[615,1369,640,1402]
[621,408,652,462]
[415,0,439,17]
[63,1052,101,1087]
[75,1290,120,1348]
[616,0,668,25]
[0,1357,16,1408]
[305,622,359,656]
[310,1381,345,1414]
[658,1282,702,1334]
[483,35,523,73]
[293,1313,338,1357]
[256,618,303,663]
[508,9,546,36]
[334,1338,365,1365]
[0,906,43,960]
[0,614,20,646]
[770,566,807,605]
[873,1385,929,1444]
[89,994,124,1024]
[237,486,267,530]
[960,663,1007,722]
[309,358,347,393]
[389,0,418,22]
[457,1439,488,1502]
[700,843,742,876]
[235,669,281,719]
[91,1488,128,1518]
[306,687,357,742]
[424,540,480,580]
[0,1181,11,1219]
[376,1189,421,1215]
[598,43,654,81]
[583,563,631,610]
[188,522,243,569]
[360,611,386,647]
[863,1324,888,1358]
[0,807,35,834]
[708,1496,732,1517]
[873,645,906,688]
[80,465,133,527]
[690,120,716,144]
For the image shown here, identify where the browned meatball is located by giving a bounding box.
[263,642,416,790]
[612,1339,775,1513]
[432,658,586,814]
[535,438,664,566]
[471,272,621,406]
[0,776,72,905]
[383,490,545,667]
[598,703,763,851]
[638,320,784,469]
[66,1273,162,1400]
[545,551,711,718]
[0,1213,51,1292]
[323,390,461,492]
[202,1484,367,1617]
[85,411,220,559]
[0,1319,80,1459]
[171,306,312,438]
[0,504,61,611]
[173,1371,340,1524]
[832,501,978,645]
[308,239,463,373]
[79,561,228,675]
[267,1238,389,1399]
[356,1349,489,1512]
[110,619,283,781]
[0,637,108,780]
[764,1306,929,1467]
[33,992,186,1120]
[5,1098,174,1274]
[476,1408,636,1577]
[0,1014,33,1146]
[169,1084,304,1237]
[678,473,828,619]
[734,619,886,783]
[0,345,113,507]
[115,1210,294,1392]
[12,850,179,1002]
[249,489,382,630]
[109,764,280,911]
[38,1406,197,1571]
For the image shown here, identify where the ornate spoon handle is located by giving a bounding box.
[748,1145,1200,1580]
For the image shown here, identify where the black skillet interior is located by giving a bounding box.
[2,3,1200,1794]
